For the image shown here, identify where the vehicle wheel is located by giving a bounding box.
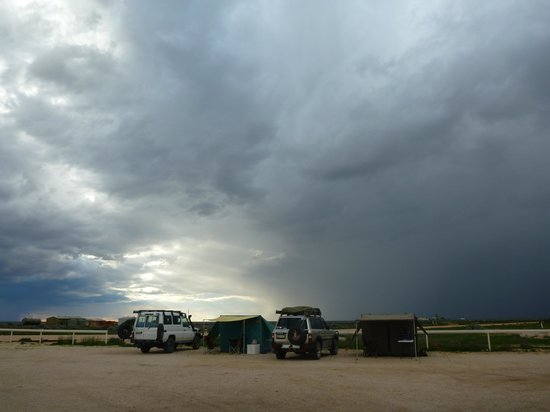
[164,337,176,353]
[311,341,322,360]
[288,328,306,345]
[140,345,151,353]
[329,337,339,355]
[192,334,200,350]
[275,350,287,359]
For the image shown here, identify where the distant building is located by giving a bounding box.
[21,318,42,326]
[87,318,117,329]
[44,316,116,329]
[45,316,88,329]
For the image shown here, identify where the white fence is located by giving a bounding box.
[0,328,110,345]
[419,329,550,352]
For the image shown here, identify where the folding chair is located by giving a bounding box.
[228,338,242,354]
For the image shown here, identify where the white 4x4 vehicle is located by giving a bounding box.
[130,310,201,353]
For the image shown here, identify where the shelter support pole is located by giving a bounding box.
[72,332,75,345]
[39,331,43,344]
[243,320,245,354]
[486,333,491,352]
[10,330,13,343]
[425,333,429,350]
[202,319,206,350]
[105,331,108,344]
[413,318,417,359]
[355,322,359,360]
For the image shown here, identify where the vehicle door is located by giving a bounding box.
[312,317,329,346]
[162,311,179,341]
[179,313,196,342]
[134,312,160,341]
[320,318,333,346]
[309,317,323,346]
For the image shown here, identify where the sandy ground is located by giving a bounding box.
[1,344,549,412]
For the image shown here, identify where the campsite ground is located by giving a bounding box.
[1,344,549,411]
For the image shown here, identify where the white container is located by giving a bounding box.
[247,344,260,355]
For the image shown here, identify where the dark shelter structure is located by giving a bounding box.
[207,315,274,354]
[356,313,428,357]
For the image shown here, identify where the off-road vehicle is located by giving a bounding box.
[271,306,339,360]
[126,310,201,353]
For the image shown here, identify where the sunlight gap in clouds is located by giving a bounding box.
[101,238,282,318]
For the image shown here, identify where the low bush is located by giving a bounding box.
[52,336,132,346]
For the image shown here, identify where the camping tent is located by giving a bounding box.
[208,315,274,354]
[355,313,428,357]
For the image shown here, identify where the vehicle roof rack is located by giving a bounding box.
[276,306,322,316]
[132,309,184,314]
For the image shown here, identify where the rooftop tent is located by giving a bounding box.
[208,315,274,354]
[276,306,321,316]
[355,313,428,357]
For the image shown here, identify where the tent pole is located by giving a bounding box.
[355,321,363,360]
[413,318,417,359]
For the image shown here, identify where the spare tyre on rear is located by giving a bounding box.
[117,318,134,340]
[288,328,306,345]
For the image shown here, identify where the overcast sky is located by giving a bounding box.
[1,0,549,321]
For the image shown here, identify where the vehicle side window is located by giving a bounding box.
[173,314,181,325]
[164,314,172,325]
[136,315,146,328]
[181,315,189,328]
[145,315,158,327]
[309,318,316,329]
[310,317,322,329]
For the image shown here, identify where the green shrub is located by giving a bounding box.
[54,337,73,345]
[338,333,363,349]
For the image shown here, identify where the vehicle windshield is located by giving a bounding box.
[136,314,159,328]
[276,317,305,330]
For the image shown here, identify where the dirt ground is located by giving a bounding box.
[1,344,549,411]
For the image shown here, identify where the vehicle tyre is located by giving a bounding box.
[117,319,134,340]
[288,328,306,345]
[192,334,200,350]
[164,337,176,353]
[311,341,322,360]
[276,350,287,359]
[329,337,339,355]
[139,345,151,353]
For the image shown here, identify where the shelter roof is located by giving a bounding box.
[209,315,262,322]
[358,313,416,321]
[356,313,428,334]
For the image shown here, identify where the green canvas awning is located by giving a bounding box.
[208,315,260,323]
[208,315,274,354]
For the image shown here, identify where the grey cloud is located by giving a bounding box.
[29,45,115,91]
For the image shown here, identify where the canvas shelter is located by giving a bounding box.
[355,313,428,357]
[208,315,274,354]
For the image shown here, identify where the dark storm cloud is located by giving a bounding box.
[1,1,550,320]
[248,1,550,318]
